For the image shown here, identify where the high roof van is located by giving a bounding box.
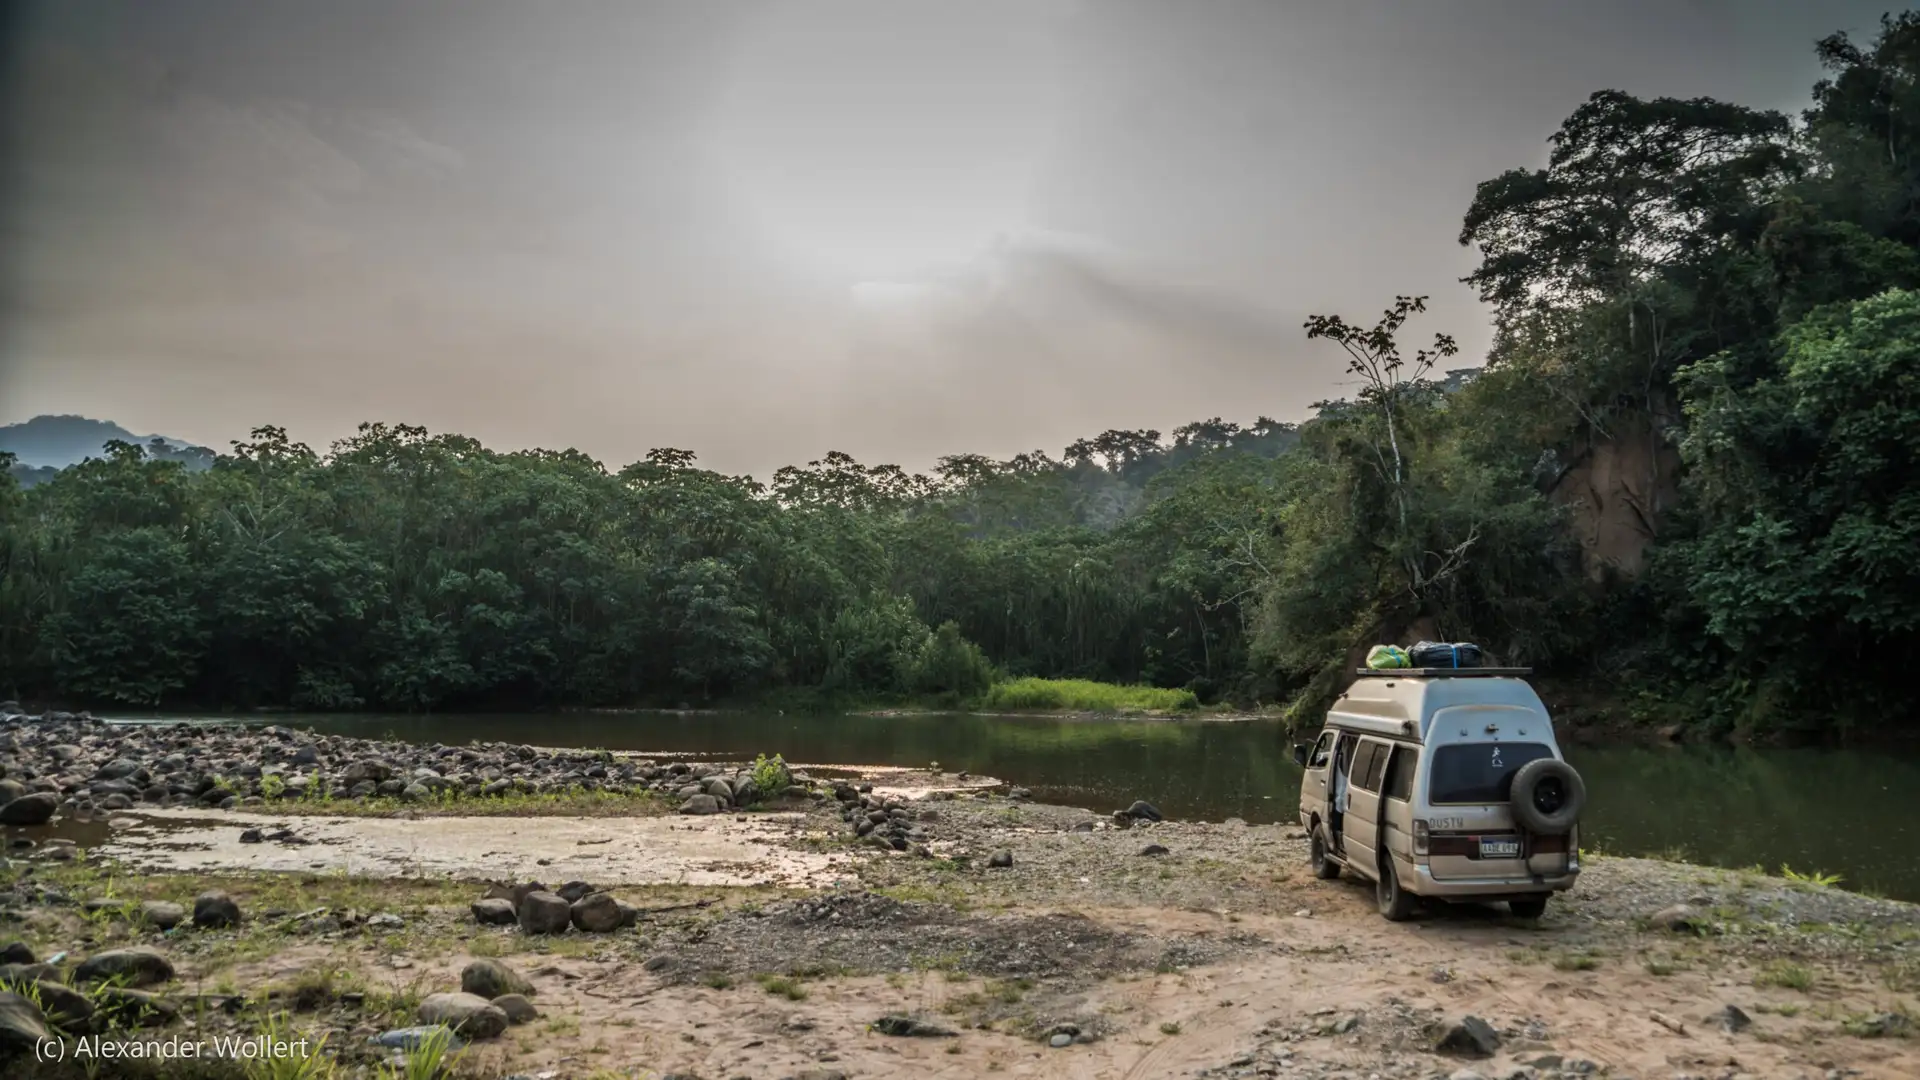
[1291,667,1586,921]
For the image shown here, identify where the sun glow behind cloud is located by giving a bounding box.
[702,1,1067,285]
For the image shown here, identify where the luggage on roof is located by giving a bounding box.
[1408,641,1484,668]
[1365,644,1412,670]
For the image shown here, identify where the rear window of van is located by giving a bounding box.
[1427,742,1554,804]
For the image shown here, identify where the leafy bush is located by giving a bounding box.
[749,752,791,796]
[906,621,995,700]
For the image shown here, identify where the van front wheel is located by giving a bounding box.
[1376,854,1417,921]
[1310,830,1341,880]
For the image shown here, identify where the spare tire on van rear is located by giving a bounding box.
[1510,758,1585,834]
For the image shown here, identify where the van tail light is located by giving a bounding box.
[1412,819,1430,856]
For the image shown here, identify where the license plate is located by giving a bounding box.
[1479,837,1521,859]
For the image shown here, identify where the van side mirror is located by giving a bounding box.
[1291,743,1309,767]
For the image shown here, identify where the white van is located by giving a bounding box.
[1292,667,1585,920]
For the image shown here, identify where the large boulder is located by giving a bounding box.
[679,794,720,815]
[73,948,176,988]
[0,792,59,826]
[570,892,624,933]
[516,891,571,935]
[459,959,532,1000]
[417,992,507,1040]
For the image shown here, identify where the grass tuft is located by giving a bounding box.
[978,678,1199,713]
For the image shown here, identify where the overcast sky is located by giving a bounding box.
[0,0,1898,476]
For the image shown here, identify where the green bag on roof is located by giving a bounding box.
[1365,644,1411,670]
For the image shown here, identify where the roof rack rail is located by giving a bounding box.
[1353,667,1534,678]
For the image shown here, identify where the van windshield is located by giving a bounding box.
[1427,742,1554,804]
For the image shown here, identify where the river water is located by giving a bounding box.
[112,710,1920,903]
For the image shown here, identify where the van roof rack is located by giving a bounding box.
[1354,667,1534,678]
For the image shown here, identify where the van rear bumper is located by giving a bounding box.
[1411,864,1579,897]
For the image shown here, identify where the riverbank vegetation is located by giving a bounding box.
[5,16,1920,738]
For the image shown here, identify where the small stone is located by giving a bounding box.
[471,898,517,926]
[1431,1015,1501,1058]
[569,891,624,933]
[873,1015,958,1037]
[1646,904,1704,933]
[0,792,59,825]
[1138,844,1171,857]
[988,850,1013,869]
[368,1026,464,1052]
[0,990,52,1053]
[366,913,405,930]
[417,991,508,1040]
[73,947,175,988]
[192,891,242,929]
[1049,1032,1073,1048]
[1124,800,1164,821]
[1708,1004,1751,1033]
[137,901,186,930]
[461,959,534,999]
[516,891,571,935]
[491,993,538,1024]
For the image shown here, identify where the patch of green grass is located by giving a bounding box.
[1780,864,1844,888]
[701,972,735,990]
[242,1012,337,1080]
[283,783,665,818]
[977,677,1199,714]
[1550,950,1600,971]
[373,1022,463,1080]
[756,974,808,1001]
[1643,956,1681,977]
[1754,960,1815,991]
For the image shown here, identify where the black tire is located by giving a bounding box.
[1508,896,1549,920]
[1511,758,1585,834]
[1377,853,1416,921]
[1310,829,1341,880]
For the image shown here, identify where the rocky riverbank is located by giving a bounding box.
[1,713,1917,1080]
[0,708,817,821]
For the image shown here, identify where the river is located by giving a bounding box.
[108,709,1920,903]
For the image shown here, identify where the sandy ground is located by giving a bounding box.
[90,807,861,887]
[15,795,1920,1080]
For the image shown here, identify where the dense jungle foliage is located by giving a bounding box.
[5,15,1920,735]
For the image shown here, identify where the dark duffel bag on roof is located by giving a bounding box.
[1407,640,1484,668]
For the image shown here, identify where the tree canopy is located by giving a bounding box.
[7,13,1920,738]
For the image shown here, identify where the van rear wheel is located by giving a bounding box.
[1376,854,1416,921]
[1309,830,1341,880]
[1508,896,1549,920]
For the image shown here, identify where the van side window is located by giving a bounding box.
[1383,746,1417,802]
[1363,741,1391,791]
[1306,731,1335,769]
[1352,741,1384,793]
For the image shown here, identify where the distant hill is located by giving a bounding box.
[1,415,215,487]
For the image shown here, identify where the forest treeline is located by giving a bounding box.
[5,15,1920,735]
